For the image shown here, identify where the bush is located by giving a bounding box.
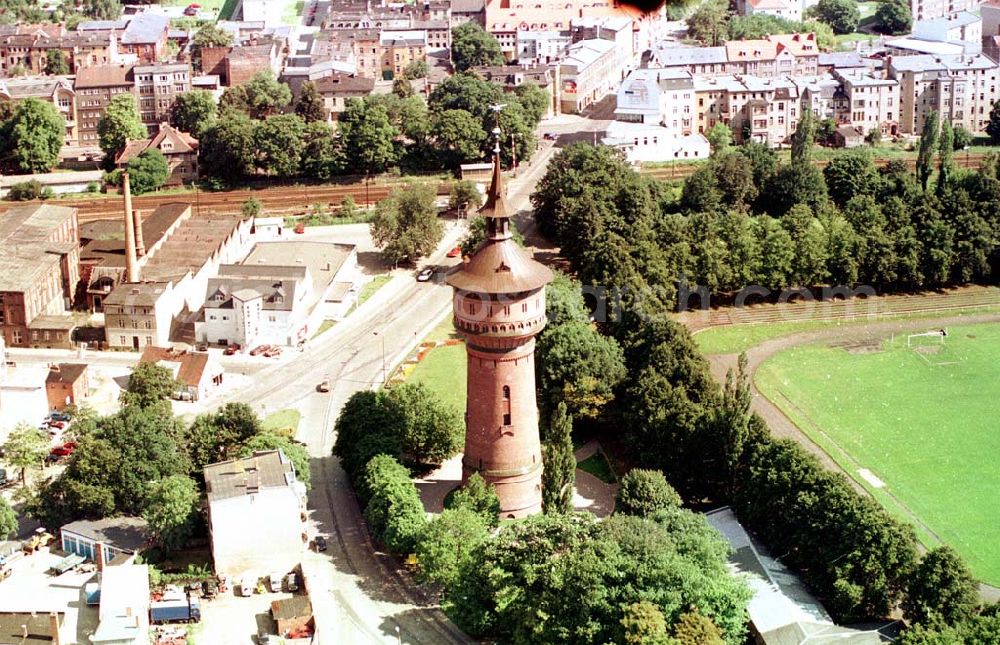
[360,455,427,553]
[86,182,100,193]
[6,180,43,201]
[447,472,500,528]
[103,169,122,188]
[616,469,682,517]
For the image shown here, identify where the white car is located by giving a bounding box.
[238,576,254,596]
[416,267,434,282]
[269,572,282,593]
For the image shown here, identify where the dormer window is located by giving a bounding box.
[214,291,225,301]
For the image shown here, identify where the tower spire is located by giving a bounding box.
[482,103,511,240]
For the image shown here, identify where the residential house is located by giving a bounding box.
[911,0,977,22]
[472,64,556,117]
[90,564,151,645]
[226,40,285,86]
[60,517,149,566]
[311,73,376,121]
[650,45,729,76]
[0,76,79,145]
[0,205,80,349]
[832,68,900,136]
[196,241,358,348]
[571,16,636,64]
[379,30,427,79]
[890,53,1000,134]
[45,363,89,411]
[653,33,819,79]
[560,39,621,113]
[616,68,696,135]
[515,30,571,65]
[74,64,139,146]
[833,124,866,147]
[0,27,122,76]
[316,29,380,79]
[139,346,223,401]
[133,63,191,134]
[795,74,848,124]
[603,120,710,164]
[204,450,307,578]
[914,11,982,44]
[450,0,486,27]
[691,74,801,145]
[115,124,199,185]
[737,0,801,22]
[119,12,170,64]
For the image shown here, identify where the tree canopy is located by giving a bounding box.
[97,94,146,167]
[2,98,64,173]
[451,23,504,72]
[126,148,169,195]
[370,184,444,264]
[169,90,217,136]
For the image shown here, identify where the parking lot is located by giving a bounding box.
[0,546,99,643]
[198,582,296,645]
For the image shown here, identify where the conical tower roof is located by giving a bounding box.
[446,151,552,295]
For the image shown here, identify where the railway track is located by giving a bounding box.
[21,180,452,223]
[640,151,991,181]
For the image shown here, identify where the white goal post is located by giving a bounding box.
[907,329,947,347]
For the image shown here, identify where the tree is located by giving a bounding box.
[917,111,939,191]
[672,610,726,645]
[199,109,257,181]
[791,107,816,165]
[97,94,146,169]
[339,98,399,175]
[142,475,199,551]
[448,473,500,528]
[620,601,670,645]
[392,78,414,99]
[0,498,17,541]
[295,81,325,122]
[761,162,827,216]
[431,109,486,168]
[875,0,912,35]
[541,403,575,514]
[814,0,859,34]
[535,321,626,419]
[361,454,426,553]
[866,127,882,146]
[222,71,291,119]
[615,469,682,517]
[451,23,504,72]
[191,23,232,69]
[823,148,880,207]
[706,122,733,155]
[44,49,70,75]
[903,546,978,627]
[241,197,262,219]
[5,98,64,173]
[85,0,120,20]
[937,119,954,195]
[370,184,444,264]
[987,101,1000,145]
[514,82,549,126]
[448,180,482,217]
[2,424,49,486]
[254,114,306,177]
[415,508,489,588]
[388,383,463,464]
[168,90,217,136]
[687,0,729,45]
[952,125,973,150]
[402,59,429,80]
[334,390,404,483]
[126,149,169,194]
[120,361,178,409]
[186,402,262,470]
[301,120,346,179]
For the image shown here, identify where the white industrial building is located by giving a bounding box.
[205,450,307,578]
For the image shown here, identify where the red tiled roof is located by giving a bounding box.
[139,346,208,388]
[74,64,133,88]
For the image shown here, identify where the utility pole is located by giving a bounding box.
[510,133,517,177]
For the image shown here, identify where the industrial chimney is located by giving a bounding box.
[132,210,145,257]
[122,172,139,283]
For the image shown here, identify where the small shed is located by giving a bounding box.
[832,125,865,148]
[45,363,89,411]
[271,596,313,636]
[460,163,494,182]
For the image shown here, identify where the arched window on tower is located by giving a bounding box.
[502,386,511,426]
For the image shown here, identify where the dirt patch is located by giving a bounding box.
[829,338,883,354]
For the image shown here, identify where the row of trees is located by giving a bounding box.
[530,141,990,631]
[20,363,308,552]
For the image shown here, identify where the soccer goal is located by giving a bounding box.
[907,329,947,348]
[907,329,961,365]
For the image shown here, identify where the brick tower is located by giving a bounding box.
[446,139,552,518]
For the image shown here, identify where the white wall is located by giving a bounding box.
[209,488,304,578]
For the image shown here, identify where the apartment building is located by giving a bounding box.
[318,29,380,78]
[616,68,696,136]
[653,33,819,78]
[913,11,981,44]
[0,76,79,145]
[379,30,427,79]
[795,74,848,123]
[312,73,377,120]
[0,26,122,75]
[737,0,802,21]
[832,68,900,136]
[74,64,139,146]
[890,53,1000,134]
[689,75,801,145]
[515,30,570,64]
[911,0,977,22]
[560,38,621,113]
[119,12,170,63]
[133,63,191,134]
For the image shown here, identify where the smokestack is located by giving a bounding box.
[132,210,145,257]
[95,542,105,572]
[122,172,139,283]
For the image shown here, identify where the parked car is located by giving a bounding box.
[447,246,462,258]
[49,412,71,422]
[223,343,240,355]
[249,345,270,356]
[183,3,200,14]
[416,267,434,282]
[284,573,298,592]
[202,578,218,599]
[171,390,193,402]
[543,132,556,140]
[313,536,327,552]
[195,342,208,352]
[237,576,254,597]
[46,420,65,430]
[316,378,330,393]
[263,346,282,358]
[268,572,282,593]
[51,442,76,457]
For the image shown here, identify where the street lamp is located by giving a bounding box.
[373,331,386,385]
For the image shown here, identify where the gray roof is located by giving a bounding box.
[450,0,485,12]
[242,241,354,299]
[78,19,128,30]
[890,53,995,73]
[819,51,865,68]
[0,204,78,293]
[204,450,296,503]
[121,12,168,44]
[61,517,150,552]
[104,282,171,306]
[655,45,728,66]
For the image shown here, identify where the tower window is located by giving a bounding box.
[502,386,512,425]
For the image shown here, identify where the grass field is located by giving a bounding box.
[407,343,466,412]
[261,408,302,434]
[358,275,392,306]
[578,452,617,484]
[756,323,1000,584]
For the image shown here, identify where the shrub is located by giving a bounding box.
[6,180,43,201]
[360,455,426,553]
[616,469,682,517]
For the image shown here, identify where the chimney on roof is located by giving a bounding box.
[95,542,105,572]
[122,172,139,283]
[133,210,145,258]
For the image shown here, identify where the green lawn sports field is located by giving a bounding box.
[756,323,1000,584]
